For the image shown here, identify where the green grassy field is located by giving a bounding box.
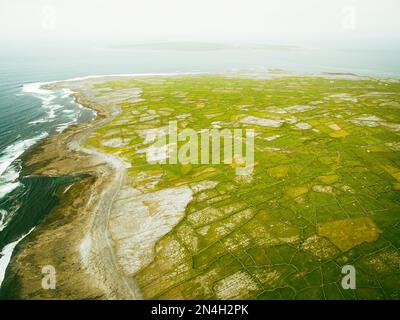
[86,75,400,299]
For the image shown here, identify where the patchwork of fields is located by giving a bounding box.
[84,75,400,299]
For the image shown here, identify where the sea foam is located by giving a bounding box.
[0,133,48,202]
[0,209,7,232]
[0,227,35,287]
[0,133,48,177]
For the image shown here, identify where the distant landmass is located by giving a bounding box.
[107,41,299,51]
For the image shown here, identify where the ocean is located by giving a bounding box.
[0,42,399,287]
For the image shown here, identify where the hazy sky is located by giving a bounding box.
[1,0,399,45]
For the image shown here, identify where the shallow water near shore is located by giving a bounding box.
[0,42,400,289]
